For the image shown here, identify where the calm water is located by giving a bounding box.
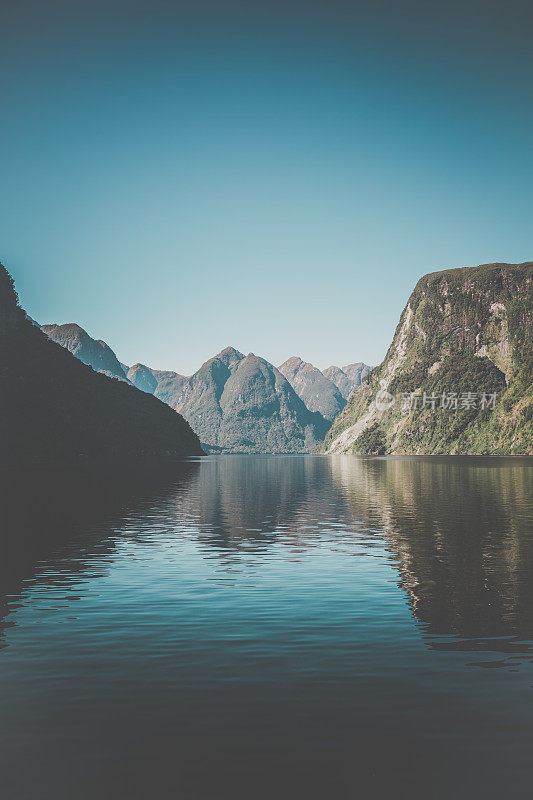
[1,455,532,799]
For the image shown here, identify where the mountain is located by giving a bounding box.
[278,356,346,421]
[322,363,372,399]
[169,347,329,453]
[127,363,158,393]
[152,371,188,406]
[321,366,353,399]
[41,323,128,382]
[0,265,203,462]
[35,325,327,452]
[342,362,372,388]
[325,262,533,455]
[41,323,189,406]
[126,362,188,405]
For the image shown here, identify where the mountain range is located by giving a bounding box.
[42,324,369,453]
[325,262,533,455]
[278,357,346,421]
[13,258,531,458]
[278,357,370,419]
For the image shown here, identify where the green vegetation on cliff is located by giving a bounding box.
[325,262,533,455]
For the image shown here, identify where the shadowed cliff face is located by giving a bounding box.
[326,262,533,454]
[41,323,129,382]
[0,264,204,462]
[278,356,346,421]
[171,348,330,453]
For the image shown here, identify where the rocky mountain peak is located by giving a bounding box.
[217,345,244,358]
[127,363,158,394]
[171,348,328,453]
[279,356,346,422]
[282,355,304,370]
[322,363,372,399]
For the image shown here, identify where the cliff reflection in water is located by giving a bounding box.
[173,455,533,655]
[1,455,533,800]
[330,456,533,650]
[1,455,531,659]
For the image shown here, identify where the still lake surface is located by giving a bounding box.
[1,455,532,799]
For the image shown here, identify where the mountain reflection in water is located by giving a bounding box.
[0,455,532,800]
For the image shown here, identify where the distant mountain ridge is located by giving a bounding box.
[41,323,129,382]
[40,324,368,453]
[170,347,329,453]
[126,363,158,393]
[0,265,203,462]
[322,363,372,399]
[278,356,346,422]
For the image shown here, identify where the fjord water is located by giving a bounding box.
[1,456,532,799]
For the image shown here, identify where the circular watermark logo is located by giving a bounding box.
[375,390,395,410]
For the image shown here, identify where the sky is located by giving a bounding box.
[1,0,532,375]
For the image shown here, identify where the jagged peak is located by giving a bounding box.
[279,355,305,370]
[216,345,244,359]
[231,352,267,367]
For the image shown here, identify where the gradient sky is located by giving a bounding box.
[1,0,532,375]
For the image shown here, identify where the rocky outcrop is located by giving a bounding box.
[325,262,533,455]
[170,347,329,453]
[41,323,128,382]
[278,356,346,421]
[0,264,204,462]
[322,363,371,399]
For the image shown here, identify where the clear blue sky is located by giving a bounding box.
[1,1,532,375]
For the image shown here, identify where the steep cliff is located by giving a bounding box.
[0,265,203,462]
[278,356,346,421]
[325,262,533,455]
